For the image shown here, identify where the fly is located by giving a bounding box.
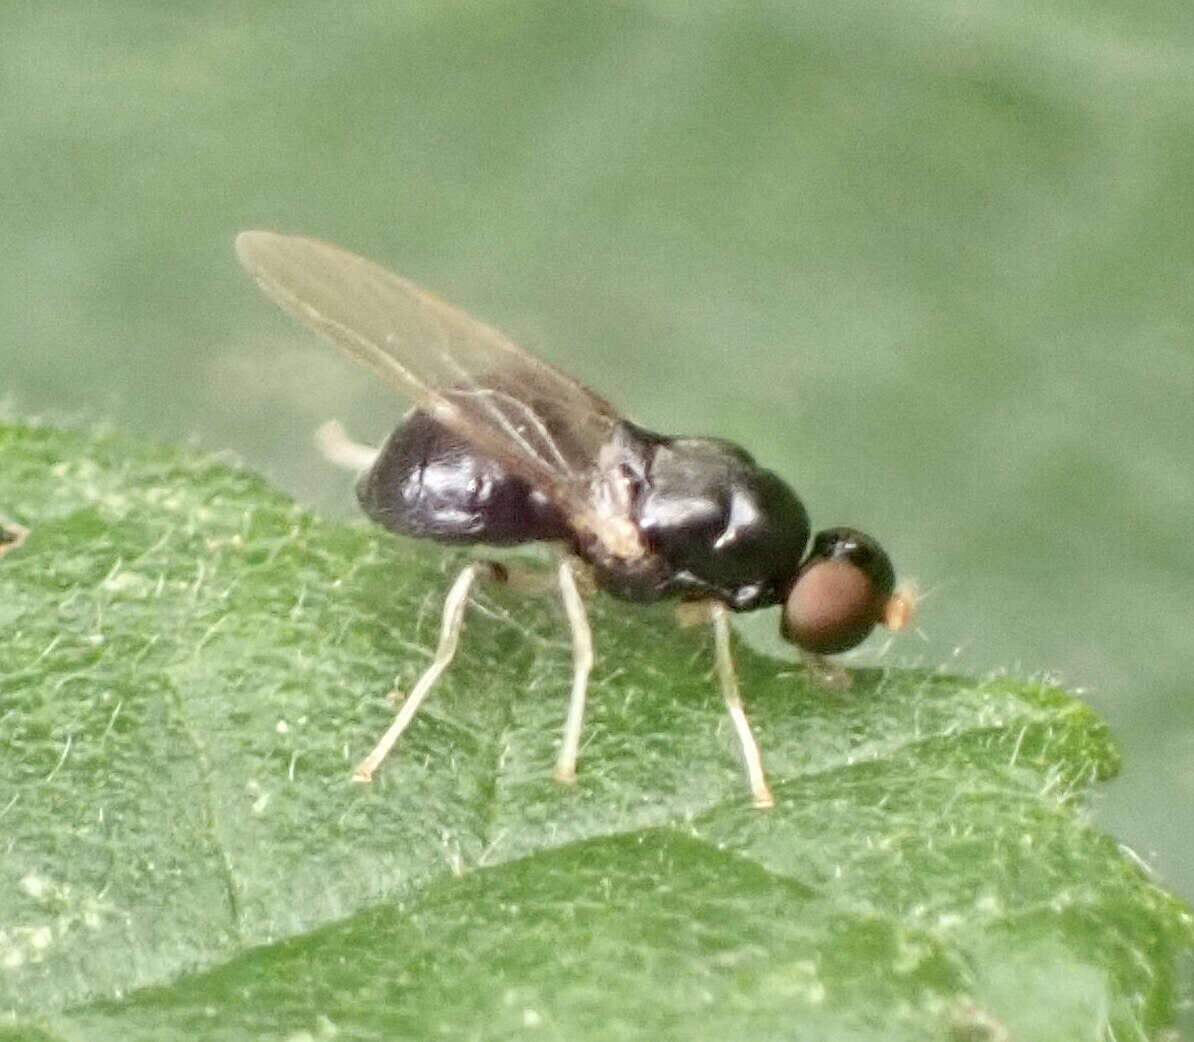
[235,231,914,809]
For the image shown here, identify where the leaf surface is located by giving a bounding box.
[1,422,1189,1041]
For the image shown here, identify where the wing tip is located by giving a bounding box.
[234,229,282,272]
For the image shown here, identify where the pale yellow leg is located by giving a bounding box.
[352,563,480,782]
[314,419,381,471]
[553,558,594,783]
[710,602,775,809]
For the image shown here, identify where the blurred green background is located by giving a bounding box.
[4,0,1192,917]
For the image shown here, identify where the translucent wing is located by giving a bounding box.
[235,230,625,539]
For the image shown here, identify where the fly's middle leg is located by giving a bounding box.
[709,601,775,810]
[352,561,490,782]
[553,557,594,783]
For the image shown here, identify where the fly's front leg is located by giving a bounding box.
[800,650,851,691]
[352,562,488,782]
[709,602,775,810]
[553,558,594,783]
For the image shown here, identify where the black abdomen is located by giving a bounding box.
[357,411,572,545]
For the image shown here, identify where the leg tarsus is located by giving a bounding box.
[801,650,851,691]
[710,602,775,809]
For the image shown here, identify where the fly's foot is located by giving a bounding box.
[801,652,852,691]
[752,786,776,810]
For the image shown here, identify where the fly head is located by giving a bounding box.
[781,527,913,655]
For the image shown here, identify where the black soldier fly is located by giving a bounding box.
[235,231,913,808]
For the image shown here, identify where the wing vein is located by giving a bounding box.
[235,229,637,555]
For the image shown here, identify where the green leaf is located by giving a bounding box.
[1,421,1190,1042]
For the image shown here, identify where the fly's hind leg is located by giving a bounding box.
[709,602,775,810]
[315,419,381,472]
[553,558,594,783]
[352,562,486,782]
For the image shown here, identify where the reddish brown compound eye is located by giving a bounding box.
[781,527,908,655]
[782,557,882,654]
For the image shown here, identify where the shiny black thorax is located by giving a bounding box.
[358,412,810,612]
